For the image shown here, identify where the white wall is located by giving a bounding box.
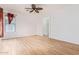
[0,4,47,39]
[50,5,79,44]
[3,13,39,39]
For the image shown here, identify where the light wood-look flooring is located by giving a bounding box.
[0,35,79,55]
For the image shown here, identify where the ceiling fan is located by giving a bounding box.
[25,4,43,13]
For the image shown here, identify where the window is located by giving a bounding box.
[5,16,16,33]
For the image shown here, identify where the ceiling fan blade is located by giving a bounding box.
[36,8,43,10]
[30,9,34,13]
[35,10,39,13]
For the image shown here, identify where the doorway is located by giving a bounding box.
[42,16,51,37]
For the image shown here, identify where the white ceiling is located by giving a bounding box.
[0,4,73,15]
[0,4,46,14]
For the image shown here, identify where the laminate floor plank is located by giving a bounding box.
[0,35,79,55]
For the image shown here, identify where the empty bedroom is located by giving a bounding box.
[0,4,79,55]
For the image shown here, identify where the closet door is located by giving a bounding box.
[0,8,3,37]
